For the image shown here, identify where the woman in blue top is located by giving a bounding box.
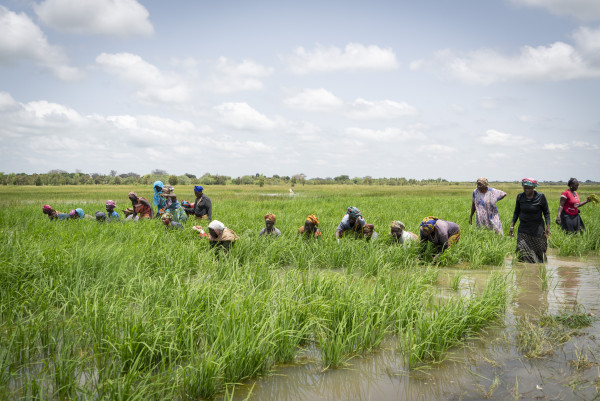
[153,181,167,216]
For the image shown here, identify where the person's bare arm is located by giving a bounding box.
[556,196,566,224]
[469,200,475,225]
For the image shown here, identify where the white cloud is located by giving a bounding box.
[346,99,418,120]
[518,114,536,123]
[0,6,81,80]
[34,0,153,37]
[572,140,599,149]
[490,152,508,159]
[207,57,273,93]
[96,52,191,104]
[509,0,600,21]
[424,37,600,84]
[284,88,343,111]
[572,26,600,64]
[478,129,535,146]
[417,144,457,153]
[346,126,426,142]
[213,102,276,130]
[286,43,398,74]
[542,143,570,150]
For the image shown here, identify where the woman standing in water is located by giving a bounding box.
[556,178,591,233]
[469,177,507,234]
[509,178,551,263]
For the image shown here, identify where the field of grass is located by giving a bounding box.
[1,184,599,399]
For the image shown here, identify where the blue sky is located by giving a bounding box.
[1,0,599,181]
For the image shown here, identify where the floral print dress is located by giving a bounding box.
[473,187,506,234]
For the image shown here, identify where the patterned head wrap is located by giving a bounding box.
[208,220,225,232]
[391,221,405,230]
[521,178,538,188]
[346,206,362,218]
[363,223,374,232]
[264,213,276,222]
[420,216,438,230]
[306,214,319,225]
[43,205,53,212]
[69,209,76,217]
[476,177,488,187]
[194,185,203,192]
[153,181,164,205]
[162,212,173,221]
[106,200,116,207]
[75,208,85,218]
[128,191,138,199]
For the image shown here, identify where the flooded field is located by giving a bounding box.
[228,253,600,401]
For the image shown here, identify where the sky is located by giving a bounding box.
[0,0,599,181]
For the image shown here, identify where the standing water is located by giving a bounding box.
[226,253,600,400]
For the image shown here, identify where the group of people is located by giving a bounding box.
[42,177,595,261]
[468,177,595,263]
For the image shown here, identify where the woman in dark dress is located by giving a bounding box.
[509,178,551,263]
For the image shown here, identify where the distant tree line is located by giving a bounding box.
[0,170,594,187]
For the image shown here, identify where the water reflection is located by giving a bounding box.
[227,254,600,401]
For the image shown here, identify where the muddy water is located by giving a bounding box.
[226,253,600,401]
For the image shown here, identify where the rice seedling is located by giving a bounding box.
[11,183,599,398]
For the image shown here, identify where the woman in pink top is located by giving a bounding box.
[556,178,591,233]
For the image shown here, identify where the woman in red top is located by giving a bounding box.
[127,192,154,220]
[556,178,591,233]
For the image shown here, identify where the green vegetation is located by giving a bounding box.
[1,184,598,399]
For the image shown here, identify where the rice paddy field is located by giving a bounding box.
[1,183,600,400]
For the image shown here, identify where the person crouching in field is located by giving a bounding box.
[105,200,119,220]
[298,214,322,238]
[260,213,281,237]
[362,223,378,241]
[162,191,187,223]
[162,212,183,230]
[390,221,418,244]
[69,208,93,220]
[127,192,153,221]
[42,205,69,220]
[335,207,366,242]
[207,220,238,251]
[419,216,460,259]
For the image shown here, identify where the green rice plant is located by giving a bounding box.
[537,265,552,291]
[449,272,463,291]
[515,315,554,358]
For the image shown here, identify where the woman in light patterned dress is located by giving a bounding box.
[469,177,507,234]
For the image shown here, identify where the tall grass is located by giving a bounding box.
[3,183,595,398]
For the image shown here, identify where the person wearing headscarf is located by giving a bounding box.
[105,200,120,220]
[419,216,461,257]
[335,206,366,240]
[153,181,168,216]
[187,185,212,220]
[556,178,592,233]
[127,192,153,220]
[161,212,183,230]
[69,208,93,220]
[207,220,238,251]
[390,221,418,244]
[469,177,507,234]
[162,190,187,223]
[42,205,69,220]
[298,214,322,238]
[95,211,107,221]
[361,223,378,241]
[509,178,551,263]
[259,213,281,237]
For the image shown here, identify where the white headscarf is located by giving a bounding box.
[208,220,225,232]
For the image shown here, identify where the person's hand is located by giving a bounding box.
[555,217,561,225]
[545,227,551,238]
[509,226,514,237]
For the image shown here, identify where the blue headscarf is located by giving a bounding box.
[153,181,164,206]
[194,185,203,193]
[346,206,362,218]
[75,208,85,218]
